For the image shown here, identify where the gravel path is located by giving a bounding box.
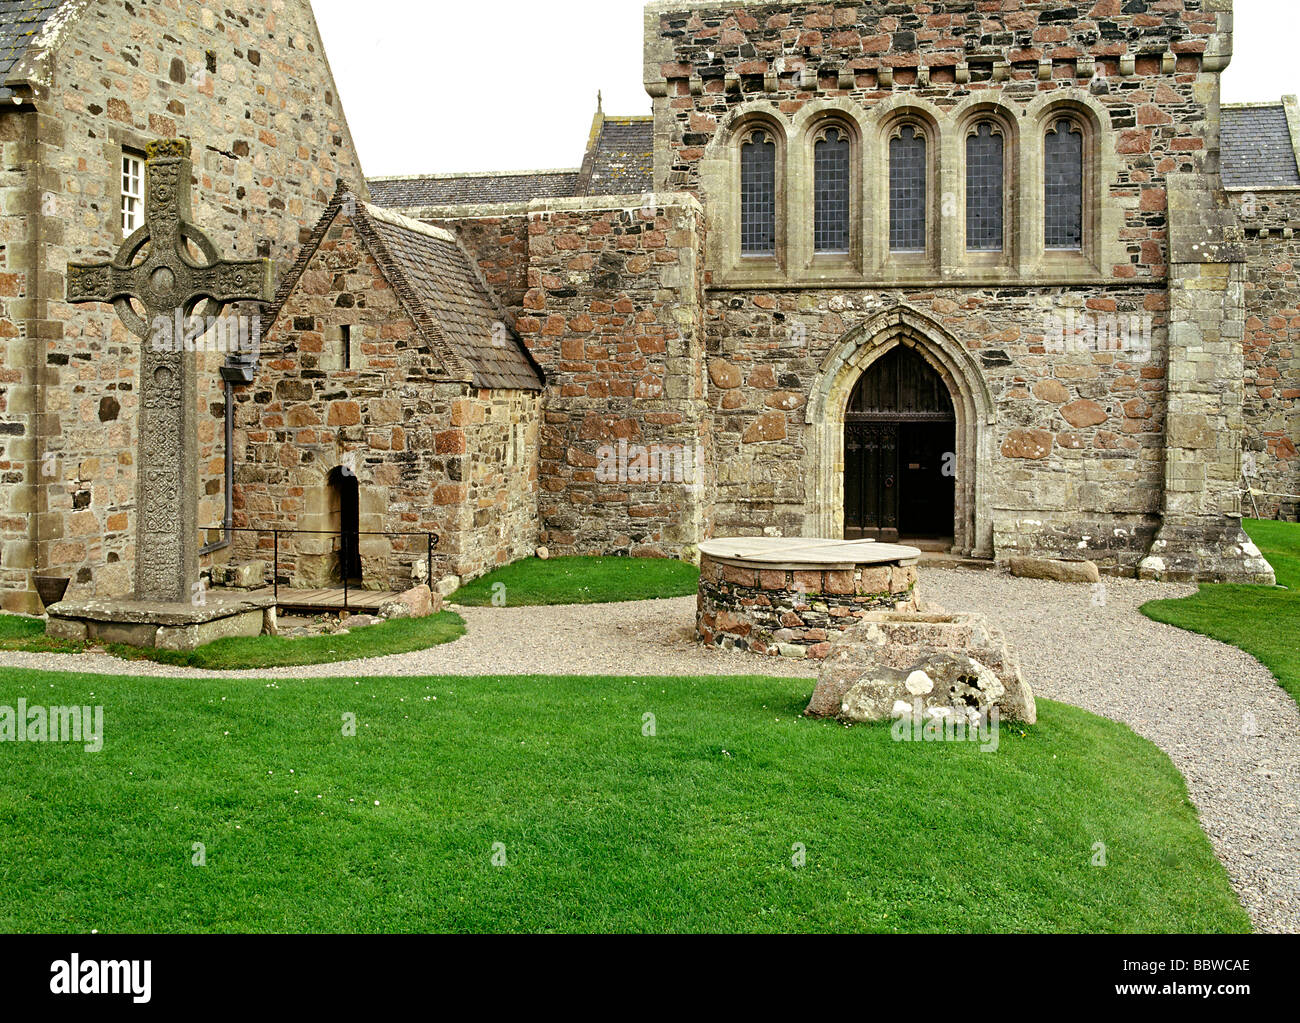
[0,597,810,680]
[1,569,1295,931]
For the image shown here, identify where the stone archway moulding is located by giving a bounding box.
[805,305,996,557]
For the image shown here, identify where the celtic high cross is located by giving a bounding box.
[66,139,273,603]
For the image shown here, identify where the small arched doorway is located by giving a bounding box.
[844,346,956,542]
[327,467,363,585]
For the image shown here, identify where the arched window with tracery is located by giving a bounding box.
[740,127,778,256]
[966,122,1005,251]
[889,124,928,253]
[814,125,852,254]
[1045,117,1084,250]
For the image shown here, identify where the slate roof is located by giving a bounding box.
[1221,104,1300,189]
[366,109,655,210]
[579,117,655,196]
[362,206,543,390]
[0,0,65,99]
[269,184,543,392]
[367,170,580,209]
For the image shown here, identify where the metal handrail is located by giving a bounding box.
[201,526,440,612]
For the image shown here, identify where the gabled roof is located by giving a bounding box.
[268,183,543,392]
[577,115,655,197]
[361,205,544,390]
[0,0,66,99]
[367,170,580,209]
[1221,103,1300,190]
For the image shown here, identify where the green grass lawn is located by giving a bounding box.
[0,615,46,643]
[451,555,699,607]
[1143,519,1300,706]
[0,612,465,671]
[0,615,83,655]
[0,669,1247,934]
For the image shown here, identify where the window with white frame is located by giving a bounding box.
[121,153,144,237]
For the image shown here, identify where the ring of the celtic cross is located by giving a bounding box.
[114,221,226,340]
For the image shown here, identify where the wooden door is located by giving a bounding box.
[844,346,956,540]
[845,422,899,540]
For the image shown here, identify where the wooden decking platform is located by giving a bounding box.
[272,588,403,614]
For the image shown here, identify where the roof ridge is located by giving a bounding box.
[368,168,579,182]
[360,201,457,243]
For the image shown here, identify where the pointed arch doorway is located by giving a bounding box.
[805,306,995,558]
[844,346,956,541]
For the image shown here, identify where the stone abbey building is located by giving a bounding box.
[2,0,1298,611]
[366,0,1291,587]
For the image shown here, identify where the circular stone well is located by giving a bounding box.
[697,538,923,660]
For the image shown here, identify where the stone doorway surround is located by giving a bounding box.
[805,306,996,558]
[293,464,391,590]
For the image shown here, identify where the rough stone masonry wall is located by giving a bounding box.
[706,285,1170,571]
[236,216,532,591]
[396,213,542,582]
[1236,191,1300,520]
[516,195,712,559]
[1138,171,1274,584]
[647,0,1224,216]
[0,112,46,608]
[642,0,1235,570]
[0,0,365,611]
[456,387,541,584]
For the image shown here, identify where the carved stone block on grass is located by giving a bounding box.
[839,653,1005,725]
[807,610,1037,724]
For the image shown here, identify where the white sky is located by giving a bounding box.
[311,0,1300,178]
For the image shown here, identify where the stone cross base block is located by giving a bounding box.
[46,592,276,652]
[696,538,923,660]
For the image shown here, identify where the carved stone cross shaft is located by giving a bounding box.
[66,139,273,603]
